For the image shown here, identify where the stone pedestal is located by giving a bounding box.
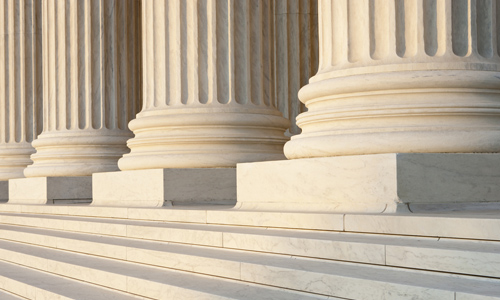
[237,153,500,213]
[9,177,91,204]
[93,169,236,207]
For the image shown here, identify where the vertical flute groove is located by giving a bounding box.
[476,0,493,58]
[424,0,438,56]
[197,0,208,104]
[452,0,470,57]
[497,0,500,56]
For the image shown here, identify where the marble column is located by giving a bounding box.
[117,0,289,170]
[284,0,500,159]
[24,0,141,177]
[0,0,42,181]
[274,0,318,136]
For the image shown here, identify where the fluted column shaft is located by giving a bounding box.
[24,0,141,177]
[275,0,318,136]
[118,0,289,170]
[285,0,500,159]
[0,0,42,180]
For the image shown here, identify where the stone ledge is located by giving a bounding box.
[237,153,500,213]
[92,168,237,207]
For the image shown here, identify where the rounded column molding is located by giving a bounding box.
[24,0,142,177]
[118,0,289,170]
[285,0,500,159]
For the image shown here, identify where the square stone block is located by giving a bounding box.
[8,177,92,204]
[0,181,7,202]
[92,168,237,207]
[236,153,500,213]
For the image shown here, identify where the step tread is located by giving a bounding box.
[0,235,499,299]
[0,260,140,300]
[0,239,325,300]
[0,289,23,300]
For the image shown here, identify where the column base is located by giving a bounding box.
[92,169,237,207]
[236,153,500,213]
[8,177,92,204]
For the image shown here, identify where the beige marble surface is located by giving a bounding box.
[8,176,91,204]
[93,168,236,207]
[237,153,500,213]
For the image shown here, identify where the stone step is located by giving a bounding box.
[0,239,327,300]
[0,260,141,300]
[0,212,499,278]
[0,289,22,300]
[0,227,499,299]
[1,204,500,241]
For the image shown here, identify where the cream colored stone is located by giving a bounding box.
[345,214,500,241]
[118,0,289,171]
[0,238,325,300]
[222,231,386,264]
[0,260,136,300]
[24,0,141,178]
[206,210,344,231]
[237,153,500,213]
[126,224,223,247]
[127,207,207,223]
[0,0,42,181]
[386,241,500,278]
[285,0,500,159]
[8,176,91,204]
[92,168,236,207]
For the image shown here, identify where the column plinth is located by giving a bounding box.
[284,0,500,159]
[117,0,289,171]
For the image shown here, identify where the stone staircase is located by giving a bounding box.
[0,204,498,299]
